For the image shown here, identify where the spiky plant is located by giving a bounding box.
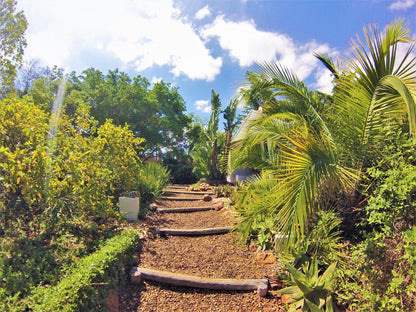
[231,20,416,251]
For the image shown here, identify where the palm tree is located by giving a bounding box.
[222,98,239,172]
[231,20,416,250]
[208,89,221,180]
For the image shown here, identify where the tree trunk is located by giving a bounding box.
[211,138,218,180]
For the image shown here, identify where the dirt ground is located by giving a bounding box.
[118,186,286,311]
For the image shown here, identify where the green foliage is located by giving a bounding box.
[137,162,171,204]
[278,258,337,312]
[361,131,416,236]
[44,110,144,220]
[28,230,139,312]
[0,215,120,311]
[214,184,232,197]
[189,120,226,180]
[29,65,64,111]
[0,0,27,96]
[334,231,416,311]
[0,95,49,215]
[69,68,191,154]
[222,98,241,173]
[231,20,416,252]
[233,172,279,249]
[288,210,345,269]
[0,94,147,310]
[163,151,197,184]
[332,132,416,311]
[208,89,222,180]
[0,94,145,221]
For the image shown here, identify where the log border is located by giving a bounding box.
[155,226,232,236]
[131,267,268,297]
[157,206,215,213]
[159,196,203,201]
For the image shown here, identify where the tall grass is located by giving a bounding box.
[138,162,171,203]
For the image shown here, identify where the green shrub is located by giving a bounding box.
[233,171,279,248]
[288,210,345,269]
[278,258,337,312]
[0,95,145,311]
[214,184,232,197]
[0,95,145,222]
[28,230,139,312]
[333,132,416,311]
[137,162,171,204]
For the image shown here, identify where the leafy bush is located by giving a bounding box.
[0,95,145,310]
[163,152,197,184]
[334,231,416,312]
[233,172,279,248]
[28,230,139,312]
[44,111,144,220]
[214,184,232,197]
[0,95,145,222]
[333,132,416,311]
[137,162,171,204]
[0,213,121,311]
[289,210,345,269]
[0,96,49,216]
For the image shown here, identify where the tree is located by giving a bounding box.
[149,80,191,153]
[208,89,221,180]
[231,20,416,250]
[0,0,27,96]
[222,98,239,172]
[70,68,190,155]
[29,65,64,112]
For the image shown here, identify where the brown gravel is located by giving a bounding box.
[118,186,285,312]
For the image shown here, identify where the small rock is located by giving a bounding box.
[149,203,158,212]
[281,294,292,304]
[248,241,259,252]
[214,201,224,211]
[255,252,277,265]
[127,191,140,198]
[106,288,119,312]
[203,194,212,202]
[268,274,281,290]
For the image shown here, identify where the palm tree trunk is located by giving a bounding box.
[211,138,218,180]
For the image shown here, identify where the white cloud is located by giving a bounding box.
[195,100,211,113]
[196,5,211,20]
[17,0,222,81]
[152,77,163,84]
[389,0,415,10]
[312,67,334,94]
[201,16,333,80]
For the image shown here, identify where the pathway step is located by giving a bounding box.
[166,185,189,189]
[131,267,268,297]
[160,196,203,201]
[164,190,215,195]
[157,206,215,213]
[155,226,232,236]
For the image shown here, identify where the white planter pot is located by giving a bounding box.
[119,197,140,221]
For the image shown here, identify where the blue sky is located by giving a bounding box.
[17,0,416,122]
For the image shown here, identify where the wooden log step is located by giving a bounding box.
[131,267,268,297]
[165,185,189,189]
[160,196,203,201]
[155,226,232,236]
[164,190,215,195]
[157,206,215,213]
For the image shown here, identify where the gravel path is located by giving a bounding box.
[119,186,285,311]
